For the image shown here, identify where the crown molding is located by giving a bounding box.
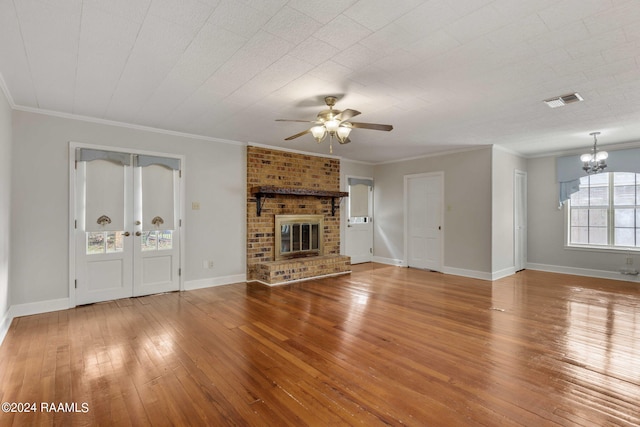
[12,104,246,146]
[527,139,640,159]
[374,145,491,165]
[492,144,524,157]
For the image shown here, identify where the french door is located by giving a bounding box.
[73,147,181,305]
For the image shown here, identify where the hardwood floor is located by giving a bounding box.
[1,265,639,426]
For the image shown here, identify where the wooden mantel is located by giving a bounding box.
[251,186,349,216]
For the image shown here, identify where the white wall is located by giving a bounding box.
[492,147,527,276]
[527,155,637,279]
[373,148,493,276]
[0,88,11,338]
[10,110,246,307]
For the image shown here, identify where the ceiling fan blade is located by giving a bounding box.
[349,122,393,131]
[284,129,311,141]
[335,109,361,122]
[276,119,317,123]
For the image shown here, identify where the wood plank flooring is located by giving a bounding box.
[1,264,639,426]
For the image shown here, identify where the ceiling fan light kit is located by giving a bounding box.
[277,96,392,154]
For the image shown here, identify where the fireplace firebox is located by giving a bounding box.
[275,214,324,260]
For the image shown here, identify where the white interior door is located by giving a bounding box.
[345,177,373,264]
[514,170,527,272]
[75,154,134,305]
[75,148,181,305]
[133,160,181,297]
[405,172,443,271]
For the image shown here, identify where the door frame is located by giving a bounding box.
[403,171,444,271]
[344,174,374,264]
[514,170,527,272]
[68,142,186,308]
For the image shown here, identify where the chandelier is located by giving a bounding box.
[580,132,608,174]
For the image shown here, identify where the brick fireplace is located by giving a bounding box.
[246,146,351,285]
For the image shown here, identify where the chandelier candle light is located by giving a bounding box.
[581,132,608,174]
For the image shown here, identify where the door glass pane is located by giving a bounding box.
[106,231,124,253]
[87,232,105,254]
[141,231,157,251]
[157,230,173,250]
[349,184,370,218]
[87,231,124,254]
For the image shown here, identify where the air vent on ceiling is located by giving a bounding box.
[544,93,584,108]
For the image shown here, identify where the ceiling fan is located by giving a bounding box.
[276,96,393,154]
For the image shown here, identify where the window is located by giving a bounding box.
[568,172,640,248]
[348,182,372,224]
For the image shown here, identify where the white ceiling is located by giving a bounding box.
[1,0,640,163]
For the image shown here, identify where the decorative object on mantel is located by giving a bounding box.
[276,96,393,154]
[251,186,349,217]
[580,131,608,174]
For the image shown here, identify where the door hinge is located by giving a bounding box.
[74,279,77,289]
[179,170,182,178]
[179,219,182,227]
[74,219,77,229]
[178,268,181,277]
[370,248,373,253]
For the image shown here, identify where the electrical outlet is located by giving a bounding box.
[208,260,214,269]
[192,202,200,210]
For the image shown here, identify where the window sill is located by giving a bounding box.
[565,244,640,254]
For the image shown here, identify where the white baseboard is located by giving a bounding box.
[184,273,247,291]
[371,256,406,267]
[0,307,12,346]
[491,267,517,281]
[442,266,493,281]
[526,263,640,282]
[372,257,502,281]
[1,298,71,346]
[10,298,71,318]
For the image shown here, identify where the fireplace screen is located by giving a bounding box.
[275,214,324,260]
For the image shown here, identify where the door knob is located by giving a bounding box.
[123,232,130,237]
[136,231,142,236]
